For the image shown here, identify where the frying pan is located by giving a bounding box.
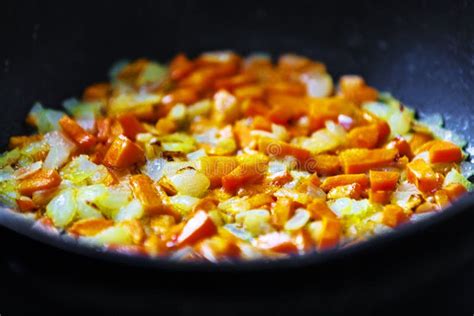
[1,0,474,314]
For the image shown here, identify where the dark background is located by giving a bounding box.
[2,0,474,315]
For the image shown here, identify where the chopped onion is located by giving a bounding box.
[43,131,77,170]
[170,195,200,216]
[168,169,210,197]
[14,161,42,180]
[115,199,144,221]
[46,189,77,227]
[223,224,254,241]
[284,208,311,231]
[83,225,133,246]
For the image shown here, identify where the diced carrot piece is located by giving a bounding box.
[410,133,434,153]
[161,88,199,106]
[130,174,172,217]
[278,54,312,71]
[252,115,273,131]
[434,190,450,208]
[9,135,42,149]
[320,174,369,192]
[307,199,338,220]
[102,135,145,168]
[308,173,321,186]
[255,232,298,254]
[375,120,391,144]
[214,73,256,91]
[177,210,217,246]
[117,113,145,140]
[258,137,312,169]
[369,170,400,191]
[339,75,378,104]
[368,189,392,205]
[234,85,265,100]
[59,115,96,150]
[233,120,253,148]
[69,218,114,236]
[16,196,37,212]
[327,183,363,199]
[155,118,177,135]
[386,137,413,159]
[96,118,112,143]
[382,204,409,228]
[170,53,195,81]
[406,159,443,193]
[347,124,380,149]
[312,154,341,176]
[271,197,294,228]
[178,67,218,91]
[294,229,314,252]
[222,161,267,192]
[339,148,398,174]
[429,141,463,163]
[266,95,307,124]
[265,81,306,96]
[444,183,468,201]
[198,156,239,188]
[18,169,61,196]
[83,82,110,102]
[317,217,341,250]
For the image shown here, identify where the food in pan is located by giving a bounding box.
[0,52,472,261]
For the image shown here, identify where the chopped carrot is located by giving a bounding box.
[198,156,239,188]
[16,196,37,212]
[369,170,400,191]
[59,115,97,150]
[129,174,173,217]
[169,53,195,81]
[83,82,110,102]
[347,124,380,149]
[117,113,145,140]
[233,120,253,148]
[234,85,265,100]
[18,169,61,196]
[214,73,256,91]
[255,232,298,254]
[96,118,112,143]
[382,204,409,228]
[406,159,443,193]
[178,67,218,91]
[386,137,413,159]
[252,115,272,131]
[339,75,378,104]
[222,161,267,192]
[312,154,341,176]
[429,141,463,163]
[278,54,311,71]
[339,148,398,174]
[368,189,392,205]
[265,81,306,96]
[155,118,177,135]
[258,137,312,169]
[444,183,467,201]
[195,236,241,260]
[176,210,217,246]
[271,197,294,228]
[327,183,363,199]
[68,218,114,236]
[161,87,199,106]
[317,217,341,250]
[266,94,307,124]
[320,174,369,192]
[102,135,145,168]
[308,173,321,187]
[411,135,435,154]
[307,199,338,220]
[9,135,42,149]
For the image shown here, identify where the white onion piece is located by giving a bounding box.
[168,169,210,197]
[14,161,43,179]
[44,131,77,170]
[284,208,311,231]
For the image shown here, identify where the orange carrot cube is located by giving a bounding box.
[369,170,400,191]
[102,135,145,168]
[59,115,97,150]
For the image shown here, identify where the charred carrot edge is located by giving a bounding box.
[369,170,400,191]
[18,169,61,196]
[176,210,217,246]
[69,218,114,236]
[321,174,369,192]
[59,115,97,150]
[102,135,145,168]
[382,204,409,228]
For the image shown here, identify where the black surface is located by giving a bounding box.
[1,0,474,314]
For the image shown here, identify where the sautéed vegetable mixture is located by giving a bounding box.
[1,52,472,261]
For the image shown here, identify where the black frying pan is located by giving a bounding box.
[1,0,474,314]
